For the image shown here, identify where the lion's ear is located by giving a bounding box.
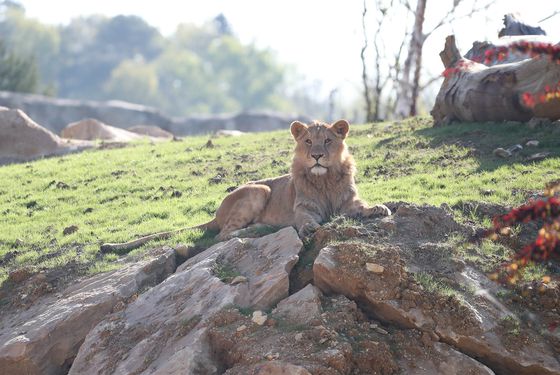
[331,119,349,139]
[290,121,308,139]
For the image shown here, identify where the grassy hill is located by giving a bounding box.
[1,117,559,287]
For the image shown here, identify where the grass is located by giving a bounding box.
[1,117,559,286]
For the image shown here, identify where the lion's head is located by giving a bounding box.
[290,119,354,176]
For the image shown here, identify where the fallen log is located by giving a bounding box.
[431,35,560,126]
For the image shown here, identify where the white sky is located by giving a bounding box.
[18,0,560,104]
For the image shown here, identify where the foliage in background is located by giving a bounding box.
[0,1,324,117]
[0,39,38,92]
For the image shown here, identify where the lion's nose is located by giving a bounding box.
[311,154,324,161]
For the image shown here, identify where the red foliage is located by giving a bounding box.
[488,183,560,284]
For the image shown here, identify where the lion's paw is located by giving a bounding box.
[298,221,320,238]
[365,204,392,218]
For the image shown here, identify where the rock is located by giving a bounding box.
[366,262,384,274]
[273,284,322,324]
[61,118,144,142]
[205,139,215,148]
[526,152,551,162]
[0,108,92,164]
[313,215,560,375]
[493,147,511,158]
[236,325,247,332]
[127,125,173,139]
[0,248,176,375]
[231,275,248,285]
[62,225,78,236]
[506,144,523,153]
[526,140,539,147]
[214,129,246,137]
[69,228,302,374]
[252,311,268,326]
[234,361,312,375]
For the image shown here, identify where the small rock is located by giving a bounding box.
[63,225,79,236]
[171,190,182,198]
[528,117,551,129]
[252,310,267,325]
[236,324,247,332]
[83,207,93,214]
[526,152,550,162]
[56,181,69,189]
[526,140,539,147]
[174,244,193,258]
[366,263,384,274]
[493,148,511,158]
[507,144,523,153]
[374,327,389,335]
[14,238,24,247]
[230,276,248,285]
[205,139,214,148]
[295,332,304,341]
[265,352,280,361]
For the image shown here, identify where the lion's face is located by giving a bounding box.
[290,119,350,176]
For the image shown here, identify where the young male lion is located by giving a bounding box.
[100,119,391,252]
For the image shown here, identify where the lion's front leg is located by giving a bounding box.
[294,208,322,238]
[343,199,391,219]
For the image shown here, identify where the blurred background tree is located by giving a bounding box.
[0,1,326,117]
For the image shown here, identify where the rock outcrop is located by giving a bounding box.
[61,118,144,142]
[69,227,302,374]
[127,125,174,139]
[0,107,92,164]
[0,248,176,375]
[0,91,309,136]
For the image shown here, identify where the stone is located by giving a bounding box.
[231,275,248,285]
[526,152,550,162]
[506,144,523,153]
[526,140,539,147]
[61,118,144,142]
[214,129,245,137]
[273,284,322,324]
[69,228,302,375]
[0,108,92,164]
[0,248,176,375]
[62,225,78,236]
[313,234,560,374]
[127,125,173,138]
[492,147,511,158]
[366,262,384,274]
[240,361,311,375]
[252,311,268,326]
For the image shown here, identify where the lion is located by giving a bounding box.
[100,119,391,253]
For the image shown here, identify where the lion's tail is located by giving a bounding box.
[100,218,220,254]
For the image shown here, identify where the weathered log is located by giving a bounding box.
[431,35,560,126]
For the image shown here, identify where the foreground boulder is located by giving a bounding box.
[313,204,560,375]
[61,118,145,142]
[69,227,302,374]
[0,108,91,164]
[0,248,176,375]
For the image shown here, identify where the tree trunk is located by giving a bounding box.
[431,35,560,126]
[395,0,427,118]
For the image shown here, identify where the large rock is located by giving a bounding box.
[0,108,92,164]
[69,227,302,375]
[0,91,310,136]
[0,248,176,375]
[313,204,560,375]
[127,125,174,138]
[61,118,144,142]
[272,284,322,324]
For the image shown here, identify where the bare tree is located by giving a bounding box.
[360,0,374,122]
[391,0,495,119]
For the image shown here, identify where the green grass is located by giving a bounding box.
[1,117,559,286]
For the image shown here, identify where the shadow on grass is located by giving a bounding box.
[413,121,560,173]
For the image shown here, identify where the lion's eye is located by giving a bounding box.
[305,139,312,145]
[325,138,332,145]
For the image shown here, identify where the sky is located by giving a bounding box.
[18,0,560,103]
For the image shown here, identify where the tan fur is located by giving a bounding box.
[214,119,391,240]
[100,119,391,252]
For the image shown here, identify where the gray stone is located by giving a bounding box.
[0,248,176,375]
[69,227,302,375]
[273,284,322,324]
